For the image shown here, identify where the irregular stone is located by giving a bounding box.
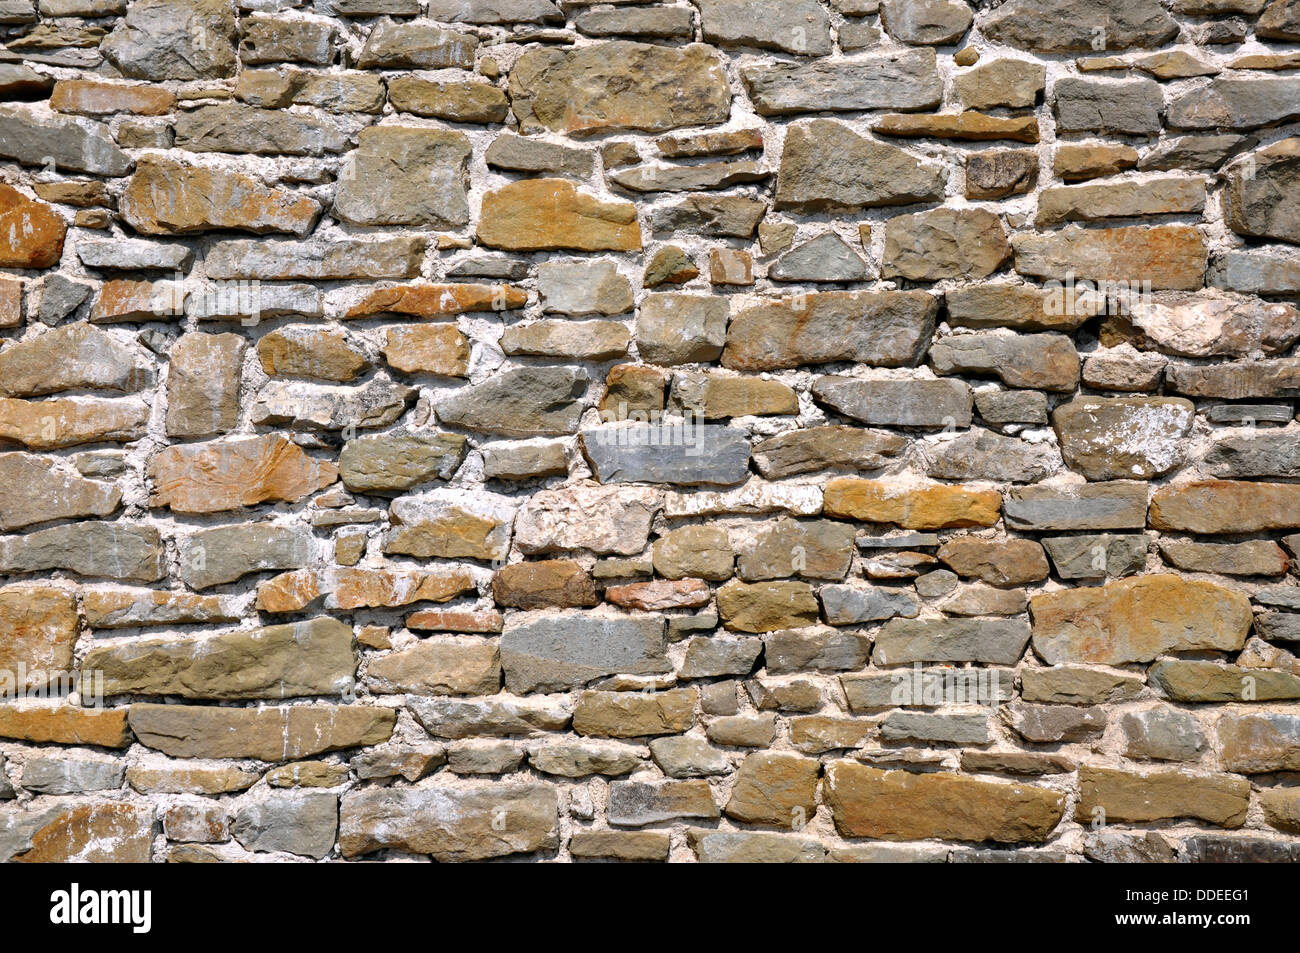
[485,132,594,178]
[609,579,711,612]
[956,59,1044,109]
[752,427,905,479]
[1160,539,1288,576]
[1036,177,1205,227]
[1121,707,1207,761]
[925,429,1059,484]
[174,104,347,156]
[231,790,337,859]
[1013,225,1207,291]
[258,327,368,383]
[1150,480,1300,533]
[946,282,1099,332]
[356,19,476,69]
[716,580,819,633]
[1041,534,1149,580]
[1077,766,1248,826]
[1005,482,1148,531]
[530,740,643,778]
[651,195,766,237]
[763,626,870,673]
[1052,397,1194,481]
[966,149,1039,200]
[634,293,727,366]
[0,106,131,177]
[437,366,585,437]
[0,455,120,531]
[500,613,667,693]
[335,126,470,228]
[930,332,1079,392]
[509,41,729,135]
[693,0,830,54]
[774,119,945,212]
[0,186,65,268]
[608,779,718,826]
[364,638,500,696]
[572,688,695,737]
[515,483,660,555]
[1003,702,1104,743]
[1224,139,1300,245]
[981,0,1177,52]
[101,0,237,79]
[820,585,918,625]
[938,538,1048,588]
[824,479,1001,529]
[1167,76,1300,130]
[204,236,425,280]
[148,435,337,513]
[734,519,854,582]
[9,803,154,863]
[882,711,990,744]
[1149,659,1300,701]
[724,752,819,826]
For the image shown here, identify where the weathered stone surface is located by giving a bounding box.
[635,293,728,365]
[724,752,819,826]
[752,427,905,479]
[581,423,749,486]
[174,104,347,156]
[744,49,942,116]
[365,638,500,697]
[509,42,729,135]
[515,483,660,555]
[1052,397,1194,481]
[1014,225,1207,291]
[1041,533,1149,580]
[0,702,130,747]
[930,332,1080,393]
[437,366,586,437]
[937,538,1048,588]
[0,186,65,269]
[872,617,1031,666]
[408,695,570,740]
[813,377,970,431]
[1167,76,1300,130]
[1005,482,1149,532]
[1077,766,1248,826]
[338,434,465,493]
[1224,139,1300,245]
[122,157,319,236]
[946,283,1099,332]
[478,179,640,252]
[102,0,236,79]
[693,0,831,54]
[1160,539,1288,576]
[1218,713,1300,772]
[0,454,121,531]
[825,479,1001,529]
[609,779,718,825]
[336,126,470,228]
[956,59,1045,109]
[1037,177,1205,227]
[485,132,594,179]
[10,803,154,863]
[0,396,147,450]
[340,785,556,861]
[825,762,1065,842]
[572,688,696,737]
[717,580,820,633]
[166,331,246,439]
[129,704,394,760]
[149,435,337,513]
[925,429,1059,484]
[1150,480,1300,533]
[966,149,1039,200]
[722,291,936,372]
[1149,659,1300,702]
[500,613,667,693]
[0,106,131,177]
[382,324,471,377]
[775,120,945,213]
[1030,575,1251,665]
[205,236,426,280]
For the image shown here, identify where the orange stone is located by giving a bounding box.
[477,178,642,252]
[147,434,338,513]
[50,79,176,116]
[0,586,78,693]
[823,478,1002,529]
[329,568,476,610]
[1150,480,1300,534]
[0,185,66,268]
[382,324,470,377]
[346,283,526,319]
[605,578,712,611]
[0,702,132,747]
[405,608,504,633]
[13,803,154,863]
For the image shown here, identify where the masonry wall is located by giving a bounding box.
[0,0,1299,863]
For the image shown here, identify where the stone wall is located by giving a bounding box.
[0,0,1299,863]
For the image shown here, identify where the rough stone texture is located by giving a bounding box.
[0,0,1294,867]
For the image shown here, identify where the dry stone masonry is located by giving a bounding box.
[0,0,1299,864]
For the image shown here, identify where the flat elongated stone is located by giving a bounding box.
[1167,77,1300,130]
[1149,480,1300,533]
[0,397,148,449]
[1036,177,1206,226]
[694,0,831,54]
[1218,713,1300,772]
[437,366,586,437]
[717,579,819,633]
[825,762,1064,842]
[340,785,557,861]
[1126,290,1300,358]
[500,614,667,693]
[1030,575,1252,665]
[1149,659,1300,702]
[356,19,477,69]
[205,237,426,280]
[743,49,942,116]
[0,324,148,397]
[824,479,1001,529]
[814,377,971,429]
[85,617,356,700]
[0,455,120,531]
[0,106,131,177]
[580,424,749,486]
[128,704,395,760]
[0,702,130,747]
[174,104,346,156]
[1077,766,1248,826]
[722,291,936,372]
[1005,482,1148,531]
[930,333,1079,392]
[1014,225,1207,291]
[1041,534,1149,579]
[0,521,162,581]
[572,688,696,737]
[752,427,905,479]
[509,41,729,135]
[982,0,1177,51]
[872,617,1032,666]
[365,639,500,697]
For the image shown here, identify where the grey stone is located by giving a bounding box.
[204,237,424,281]
[1004,702,1106,743]
[335,126,470,228]
[679,636,763,678]
[77,238,192,272]
[1256,586,1300,610]
[813,376,972,429]
[528,740,642,777]
[975,389,1048,425]
[1042,534,1149,579]
[649,736,731,777]
[872,617,1032,665]
[881,711,990,744]
[356,18,477,68]
[574,5,693,37]
[21,755,124,795]
[925,429,1060,483]
[481,439,568,481]
[930,332,1079,392]
[881,0,972,44]
[650,196,767,237]
[425,0,561,23]
[775,119,946,212]
[763,626,870,673]
[1211,249,1300,295]
[178,524,313,589]
[769,234,870,282]
[102,0,238,80]
[1121,707,1207,761]
[1224,139,1300,245]
[607,779,719,826]
[437,367,587,437]
[538,260,633,316]
[499,613,668,693]
[695,0,831,54]
[1168,77,1300,130]
[1257,611,1300,642]
[407,696,572,739]
[1206,429,1300,478]
[1139,135,1249,172]
[1005,483,1148,531]
[1055,78,1162,136]
[610,159,769,193]
[231,790,338,859]
[174,104,348,156]
[485,132,594,179]
[580,424,750,486]
[0,521,162,580]
[635,294,729,365]
[743,49,942,116]
[37,274,90,325]
[820,585,919,625]
[0,106,132,176]
[1084,831,1177,864]
[251,378,415,431]
[981,0,1177,52]
[1205,404,1294,425]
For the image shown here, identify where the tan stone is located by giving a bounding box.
[0,397,149,449]
[1150,480,1300,533]
[346,283,526,319]
[1076,766,1249,826]
[13,804,154,863]
[652,525,733,581]
[477,179,641,252]
[1030,574,1252,665]
[364,639,500,696]
[605,579,711,611]
[148,435,338,513]
[257,327,369,382]
[0,586,78,693]
[121,156,320,235]
[824,762,1065,843]
[493,560,597,609]
[875,111,1040,142]
[938,538,1049,587]
[572,688,696,737]
[165,331,246,439]
[127,763,260,795]
[128,703,395,760]
[381,324,470,377]
[716,579,819,633]
[824,479,1002,529]
[724,751,820,826]
[0,702,131,747]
